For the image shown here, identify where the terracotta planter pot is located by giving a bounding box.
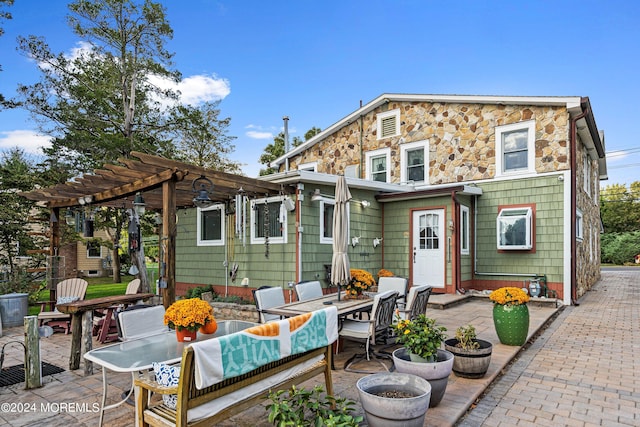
[175,328,197,342]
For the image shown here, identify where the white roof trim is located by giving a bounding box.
[260,170,415,193]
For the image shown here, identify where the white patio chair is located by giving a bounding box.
[253,287,285,323]
[295,281,323,301]
[117,304,167,341]
[377,276,408,308]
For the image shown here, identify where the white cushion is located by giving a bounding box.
[153,362,181,409]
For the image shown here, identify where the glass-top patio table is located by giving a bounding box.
[84,320,257,427]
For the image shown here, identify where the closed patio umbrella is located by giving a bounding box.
[331,175,352,301]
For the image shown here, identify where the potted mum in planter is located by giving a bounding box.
[164,298,216,342]
[490,287,530,346]
[345,269,376,299]
[391,314,453,407]
[444,324,493,378]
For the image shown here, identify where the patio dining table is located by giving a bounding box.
[261,292,373,318]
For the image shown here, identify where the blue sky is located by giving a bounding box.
[1,0,639,186]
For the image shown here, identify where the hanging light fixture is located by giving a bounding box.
[192,175,214,208]
[64,208,75,226]
[133,192,146,216]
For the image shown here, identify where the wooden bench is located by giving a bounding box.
[134,306,338,427]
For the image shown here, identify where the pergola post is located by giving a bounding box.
[162,179,176,307]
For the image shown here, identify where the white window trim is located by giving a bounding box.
[297,161,317,172]
[250,196,287,244]
[497,207,533,250]
[319,199,334,244]
[576,209,584,241]
[197,204,225,246]
[583,153,591,197]
[400,140,428,184]
[319,199,350,244]
[365,148,391,182]
[495,120,536,177]
[377,108,401,139]
[460,205,470,255]
[86,242,102,259]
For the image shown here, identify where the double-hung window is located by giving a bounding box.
[197,204,225,246]
[576,209,584,241]
[400,141,427,184]
[495,120,536,176]
[460,205,470,255]
[366,148,391,182]
[497,206,534,250]
[86,241,101,258]
[251,197,287,244]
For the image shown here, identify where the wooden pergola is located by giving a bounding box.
[22,151,293,306]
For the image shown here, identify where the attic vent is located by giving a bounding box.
[377,108,400,140]
[381,116,396,137]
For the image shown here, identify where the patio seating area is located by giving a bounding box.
[0,293,560,427]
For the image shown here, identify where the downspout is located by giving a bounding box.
[359,100,364,178]
[295,185,302,283]
[451,192,461,293]
[570,105,588,306]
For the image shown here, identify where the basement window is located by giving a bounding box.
[497,207,533,250]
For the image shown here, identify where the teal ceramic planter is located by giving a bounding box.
[492,304,529,346]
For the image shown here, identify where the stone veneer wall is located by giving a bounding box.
[575,136,601,298]
[284,101,571,184]
[211,301,259,323]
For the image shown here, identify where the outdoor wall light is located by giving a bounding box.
[133,192,146,216]
[351,236,360,247]
[193,175,214,208]
[360,200,370,208]
[310,189,332,202]
[373,237,383,248]
[78,195,92,205]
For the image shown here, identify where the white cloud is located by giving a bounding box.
[148,73,230,107]
[246,130,273,139]
[0,130,51,154]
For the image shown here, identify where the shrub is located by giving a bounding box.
[267,385,362,426]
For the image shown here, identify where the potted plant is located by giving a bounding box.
[267,385,362,426]
[356,372,432,427]
[489,287,530,346]
[163,298,215,342]
[444,324,493,378]
[391,314,453,407]
[345,268,376,299]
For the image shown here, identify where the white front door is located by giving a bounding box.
[412,209,445,288]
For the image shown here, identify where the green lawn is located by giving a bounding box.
[28,274,142,316]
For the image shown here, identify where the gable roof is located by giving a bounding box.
[273,93,606,178]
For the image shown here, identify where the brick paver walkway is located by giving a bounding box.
[458,268,640,427]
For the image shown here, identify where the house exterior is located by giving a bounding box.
[175,94,606,306]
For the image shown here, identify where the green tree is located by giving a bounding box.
[259,126,321,175]
[600,182,640,233]
[171,101,241,172]
[0,149,39,276]
[13,1,239,289]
